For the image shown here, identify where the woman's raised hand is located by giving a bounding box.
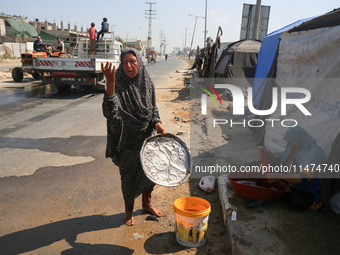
[155,122,166,136]
[101,62,116,96]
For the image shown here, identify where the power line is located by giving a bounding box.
[104,0,146,28]
[117,0,142,17]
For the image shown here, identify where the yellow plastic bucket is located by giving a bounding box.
[173,197,211,248]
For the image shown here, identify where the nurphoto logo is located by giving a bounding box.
[199,83,312,128]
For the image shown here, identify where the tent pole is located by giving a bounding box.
[204,0,207,47]
[252,0,262,40]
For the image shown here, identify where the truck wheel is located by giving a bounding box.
[32,72,41,79]
[57,85,71,93]
[12,67,24,82]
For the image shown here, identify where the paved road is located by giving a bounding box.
[0,60,21,71]
[0,56,187,254]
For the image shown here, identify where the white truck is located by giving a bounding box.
[32,36,122,92]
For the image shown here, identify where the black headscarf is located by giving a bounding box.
[103,48,161,155]
[114,48,160,125]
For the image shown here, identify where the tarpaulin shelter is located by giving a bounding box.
[215,40,261,88]
[5,18,38,37]
[251,17,315,108]
[38,30,65,41]
[253,8,340,154]
[252,8,340,205]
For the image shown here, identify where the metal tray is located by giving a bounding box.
[140,133,192,187]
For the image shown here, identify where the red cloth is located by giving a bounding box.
[88,27,97,40]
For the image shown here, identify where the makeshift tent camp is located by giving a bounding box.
[215,42,232,61]
[251,8,340,203]
[215,40,261,88]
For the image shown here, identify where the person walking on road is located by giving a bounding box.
[102,48,166,226]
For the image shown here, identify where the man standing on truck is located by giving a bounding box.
[88,22,97,54]
[97,18,109,41]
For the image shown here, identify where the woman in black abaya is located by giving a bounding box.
[102,49,166,226]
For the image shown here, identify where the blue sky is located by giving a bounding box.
[2,0,339,53]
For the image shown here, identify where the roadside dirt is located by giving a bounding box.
[146,61,230,255]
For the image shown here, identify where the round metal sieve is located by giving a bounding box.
[140,133,192,187]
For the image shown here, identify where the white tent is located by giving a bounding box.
[254,8,340,158]
[253,8,340,203]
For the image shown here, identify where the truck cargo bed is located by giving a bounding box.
[33,58,117,72]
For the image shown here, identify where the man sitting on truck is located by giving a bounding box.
[55,37,64,52]
[33,36,44,52]
[97,18,109,41]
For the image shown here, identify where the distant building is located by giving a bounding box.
[173,47,180,54]
[124,38,147,57]
[29,20,87,43]
[30,19,54,34]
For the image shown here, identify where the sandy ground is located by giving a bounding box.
[145,61,230,254]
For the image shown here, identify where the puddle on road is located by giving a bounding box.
[0,84,55,106]
[0,147,95,178]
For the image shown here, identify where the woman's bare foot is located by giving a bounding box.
[124,212,134,226]
[143,206,163,217]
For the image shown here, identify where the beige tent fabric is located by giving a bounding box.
[264,25,340,160]
[277,25,340,78]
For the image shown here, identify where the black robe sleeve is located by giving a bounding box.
[102,93,122,160]
[150,81,161,128]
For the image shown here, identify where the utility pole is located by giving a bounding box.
[163,37,167,56]
[184,27,188,57]
[182,29,190,57]
[189,14,204,59]
[159,29,164,56]
[252,0,262,40]
[145,2,156,54]
[126,32,130,46]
